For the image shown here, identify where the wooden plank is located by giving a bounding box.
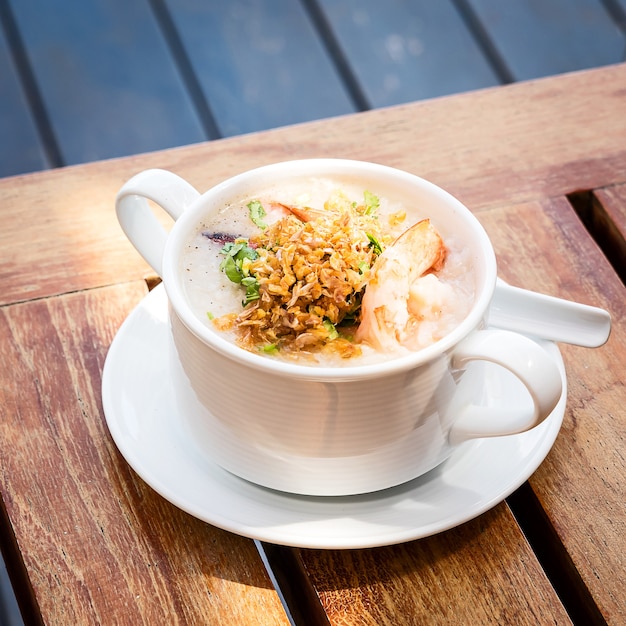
[7,0,206,165]
[479,197,626,625]
[315,0,500,107]
[163,0,356,136]
[465,0,625,80]
[295,505,571,625]
[0,20,47,177]
[0,281,290,625]
[1,65,625,307]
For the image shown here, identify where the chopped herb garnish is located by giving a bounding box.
[261,343,279,355]
[358,261,369,274]
[219,240,261,304]
[363,191,380,215]
[221,255,243,283]
[323,319,339,340]
[219,240,258,284]
[248,200,267,229]
[241,276,260,305]
[366,233,383,255]
[206,311,215,320]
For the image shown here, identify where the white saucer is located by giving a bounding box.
[102,285,567,550]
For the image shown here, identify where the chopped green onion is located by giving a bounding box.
[366,233,383,255]
[206,311,215,320]
[363,191,380,215]
[241,276,260,305]
[323,319,339,340]
[261,343,279,354]
[248,200,267,229]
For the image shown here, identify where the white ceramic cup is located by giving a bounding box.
[116,159,563,496]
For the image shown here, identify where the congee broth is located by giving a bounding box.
[181,176,474,364]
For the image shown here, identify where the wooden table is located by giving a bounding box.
[1,64,624,625]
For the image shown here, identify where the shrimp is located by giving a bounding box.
[275,202,328,223]
[355,219,446,351]
[263,201,327,223]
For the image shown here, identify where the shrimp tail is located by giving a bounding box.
[271,202,326,223]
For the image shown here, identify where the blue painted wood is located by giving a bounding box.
[465,0,625,80]
[163,0,356,137]
[613,0,626,15]
[7,0,206,166]
[0,556,22,626]
[0,23,47,177]
[2,0,625,178]
[314,0,501,108]
[613,0,626,38]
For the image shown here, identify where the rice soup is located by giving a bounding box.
[181,176,475,364]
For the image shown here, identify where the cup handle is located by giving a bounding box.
[448,329,563,445]
[116,169,201,277]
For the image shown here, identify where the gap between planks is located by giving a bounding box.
[568,189,626,285]
[506,483,607,626]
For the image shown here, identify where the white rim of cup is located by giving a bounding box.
[161,159,497,381]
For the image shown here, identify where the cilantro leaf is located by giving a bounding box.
[221,255,243,283]
[219,239,259,294]
[248,200,267,229]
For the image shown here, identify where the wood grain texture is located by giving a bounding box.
[0,282,289,625]
[478,197,626,625]
[296,505,571,625]
[1,64,625,307]
[1,64,625,626]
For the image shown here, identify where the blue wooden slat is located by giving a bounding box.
[0,23,47,177]
[0,556,22,626]
[314,0,501,108]
[163,0,356,137]
[612,0,626,41]
[8,0,206,166]
[607,0,626,18]
[612,0,626,17]
[465,0,625,80]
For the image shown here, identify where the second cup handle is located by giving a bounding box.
[116,169,201,277]
[448,329,563,445]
